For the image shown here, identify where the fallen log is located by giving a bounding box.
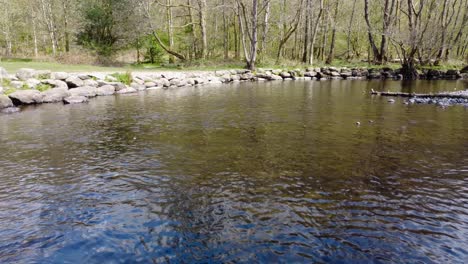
[370,89,468,99]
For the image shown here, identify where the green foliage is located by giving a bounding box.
[110,71,132,85]
[77,0,120,56]
[4,87,17,95]
[36,84,52,92]
[1,79,11,87]
[0,58,33,63]
[140,34,166,64]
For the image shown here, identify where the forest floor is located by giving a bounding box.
[0,60,464,74]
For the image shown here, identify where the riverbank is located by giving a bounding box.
[1,66,467,113]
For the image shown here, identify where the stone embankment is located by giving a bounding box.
[1,66,467,113]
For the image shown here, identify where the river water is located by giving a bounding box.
[0,80,467,263]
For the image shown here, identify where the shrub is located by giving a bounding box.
[36,84,52,92]
[110,71,132,85]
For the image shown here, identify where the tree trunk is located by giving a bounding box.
[302,0,311,63]
[248,0,259,70]
[222,0,229,59]
[309,0,324,65]
[364,0,382,63]
[62,0,70,53]
[260,0,270,56]
[346,0,357,60]
[166,0,175,63]
[326,0,340,64]
[198,0,208,60]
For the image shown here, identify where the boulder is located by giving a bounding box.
[1,107,20,114]
[63,96,88,104]
[131,82,146,91]
[330,71,341,77]
[44,79,68,90]
[0,94,13,109]
[105,75,118,82]
[169,78,181,86]
[144,82,157,88]
[162,78,173,86]
[65,76,84,88]
[69,86,97,97]
[304,71,317,77]
[83,79,99,87]
[78,74,91,80]
[270,75,283,81]
[445,69,460,76]
[8,90,44,105]
[16,68,36,81]
[240,73,254,80]
[340,72,352,78]
[96,85,116,96]
[42,88,71,103]
[132,77,145,85]
[117,87,137,94]
[0,67,9,79]
[25,78,41,89]
[104,82,126,91]
[10,81,25,89]
[208,77,223,84]
[52,72,69,80]
[34,70,51,79]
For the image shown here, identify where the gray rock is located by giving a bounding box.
[9,90,44,105]
[133,77,145,85]
[105,75,118,82]
[240,73,254,80]
[270,75,283,80]
[1,107,20,114]
[16,68,36,81]
[44,79,68,90]
[117,87,137,94]
[52,72,69,80]
[330,71,341,77]
[104,82,127,91]
[34,70,51,79]
[159,79,171,87]
[208,77,223,84]
[96,85,116,96]
[42,88,71,103]
[66,76,84,88]
[78,74,91,80]
[169,78,180,86]
[304,71,317,77]
[131,82,146,91]
[10,81,25,89]
[63,96,88,104]
[145,82,157,88]
[0,94,13,109]
[25,78,41,89]
[69,86,97,97]
[0,67,9,79]
[83,79,99,87]
[388,99,396,103]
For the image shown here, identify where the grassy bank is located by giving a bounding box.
[0,59,464,73]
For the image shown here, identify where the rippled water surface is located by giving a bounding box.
[0,80,467,263]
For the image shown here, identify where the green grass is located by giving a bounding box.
[0,61,125,73]
[109,71,132,85]
[36,84,52,92]
[1,59,465,74]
